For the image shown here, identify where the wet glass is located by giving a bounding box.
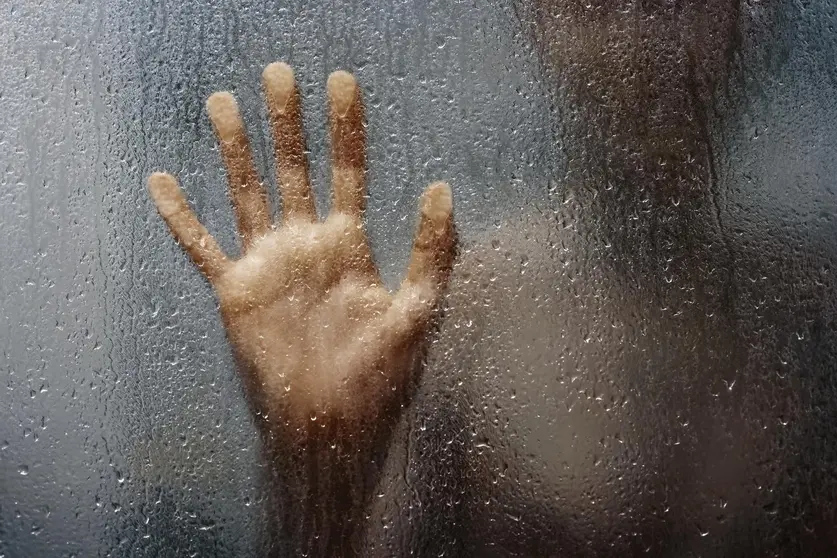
[2,1,836,556]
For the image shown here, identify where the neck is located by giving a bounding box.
[564,80,731,304]
[534,2,742,284]
[557,61,729,287]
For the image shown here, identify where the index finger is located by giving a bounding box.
[207,92,271,250]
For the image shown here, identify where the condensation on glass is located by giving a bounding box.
[1,0,836,556]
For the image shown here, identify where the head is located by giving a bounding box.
[528,0,775,196]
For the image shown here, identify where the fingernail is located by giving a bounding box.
[263,62,295,113]
[206,92,241,142]
[327,70,358,118]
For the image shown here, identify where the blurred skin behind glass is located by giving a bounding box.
[395,1,837,556]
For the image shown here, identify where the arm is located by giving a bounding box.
[147,63,455,556]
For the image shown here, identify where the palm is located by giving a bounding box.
[148,63,454,427]
[216,214,435,422]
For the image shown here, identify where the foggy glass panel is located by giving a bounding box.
[1,0,835,556]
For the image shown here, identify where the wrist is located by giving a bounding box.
[262,414,392,557]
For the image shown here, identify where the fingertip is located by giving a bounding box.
[263,61,294,80]
[406,181,456,287]
[148,171,177,197]
[262,62,296,113]
[421,181,453,222]
[327,70,359,117]
[206,90,236,113]
[206,91,242,142]
[148,172,183,217]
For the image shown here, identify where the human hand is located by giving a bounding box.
[148,63,455,437]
